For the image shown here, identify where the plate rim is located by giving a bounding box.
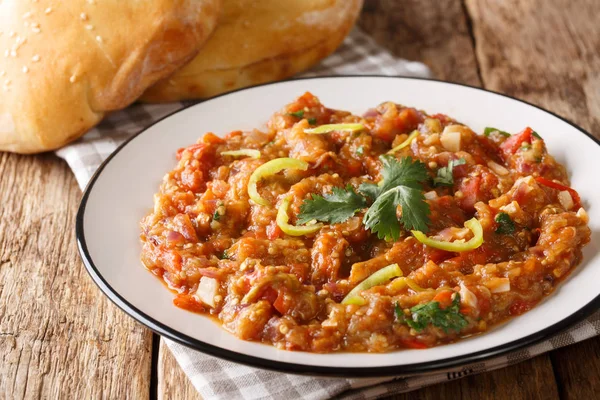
[75,75,600,377]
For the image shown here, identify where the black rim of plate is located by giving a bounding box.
[76,75,600,377]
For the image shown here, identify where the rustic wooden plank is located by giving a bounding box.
[465,0,600,398]
[358,0,482,86]
[550,339,600,399]
[0,153,153,399]
[465,0,600,138]
[390,355,559,399]
[157,340,201,400]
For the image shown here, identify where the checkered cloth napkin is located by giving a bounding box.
[57,29,600,399]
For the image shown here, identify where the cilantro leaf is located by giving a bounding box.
[495,212,515,234]
[360,156,430,240]
[433,158,466,187]
[484,127,511,137]
[287,110,305,118]
[403,294,468,333]
[297,185,367,225]
[307,117,317,125]
[532,130,542,139]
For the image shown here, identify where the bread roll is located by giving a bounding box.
[142,0,363,102]
[0,0,220,153]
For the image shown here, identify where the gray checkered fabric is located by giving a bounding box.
[56,28,600,399]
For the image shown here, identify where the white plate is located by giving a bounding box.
[77,76,600,376]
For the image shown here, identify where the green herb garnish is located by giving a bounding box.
[433,158,466,187]
[484,127,511,137]
[307,117,317,125]
[399,294,468,333]
[495,212,515,234]
[287,110,305,118]
[360,156,431,240]
[355,146,364,157]
[532,130,542,139]
[297,185,367,225]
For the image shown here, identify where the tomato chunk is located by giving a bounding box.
[535,177,582,209]
[499,127,533,159]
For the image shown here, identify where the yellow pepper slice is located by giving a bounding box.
[248,158,308,206]
[276,197,323,236]
[412,218,484,252]
[342,263,403,305]
[304,123,365,134]
[221,149,261,159]
[387,130,419,154]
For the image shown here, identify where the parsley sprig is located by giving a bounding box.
[297,155,431,240]
[298,185,367,224]
[360,156,430,240]
[495,212,515,234]
[433,158,466,187]
[395,294,468,333]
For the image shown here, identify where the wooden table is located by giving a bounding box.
[1,0,599,398]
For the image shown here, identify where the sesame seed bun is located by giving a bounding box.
[0,0,220,153]
[141,0,363,103]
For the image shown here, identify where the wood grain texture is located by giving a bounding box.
[358,0,482,86]
[465,0,600,138]
[392,355,559,400]
[0,153,153,399]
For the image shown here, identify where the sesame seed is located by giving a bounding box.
[45,7,52,14]
[4,50,8,57]
[85,24,94,30]
[23,12,31,19]
[5,79,11,86]
[69,74,77,83]
[24,21,30,27]
[9,31,15,37]
[87,0,95,4]
[22,66,29,73]
[10,50,16,57]
[0,71,5,77]
[32,27,41,33]
[95,35,103,43]
[32,54,40,62]
[80,13,88,21]
[31,22,39,28]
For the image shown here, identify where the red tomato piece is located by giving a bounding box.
[266,221,283,240]
[401,338,429,349]
[457,176,482,212]
[499,127,533,159]
[433,290,454,308]
[535,177,582,209]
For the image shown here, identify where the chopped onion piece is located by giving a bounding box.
[459,283,478,309]
[487,161,509,176]
[558,190,574,210]
[577,207,589,223]
[304,123,365,134]
[221,149,261,159]
[440,125,463,152]
[424,190,439,200]
[194,277,219,308]
[276,197,322,236]
[248,158,308,206]
[486,278,511,293]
